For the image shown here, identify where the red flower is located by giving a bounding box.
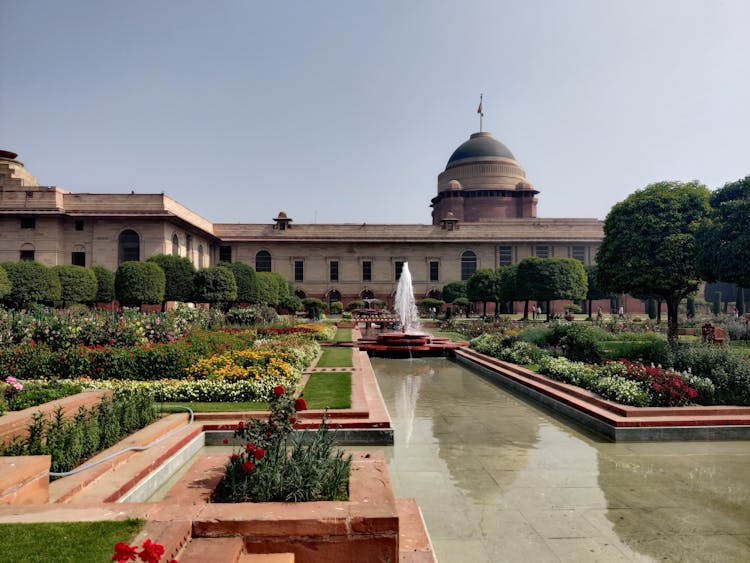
[246,443,255,452]
[222,438,228,444]
[138,539,165,563]
[273,385,285,397]
[112,541,138,561]
[254,447,266,460]
[266,431,273,437]
[294,397,307,411]
[231,453,239,460]
[238,421,245,429]
[109,338,116,345]
[242,460,255,473]
[290,417,297,424]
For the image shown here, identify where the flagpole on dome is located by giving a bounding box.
[477,93,484,132]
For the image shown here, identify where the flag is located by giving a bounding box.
[477,100,483,115]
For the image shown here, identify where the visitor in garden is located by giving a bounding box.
[596,306,603,323]
[618,306,625,319]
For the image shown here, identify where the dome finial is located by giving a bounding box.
[477,94,484,132]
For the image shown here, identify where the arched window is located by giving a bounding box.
[460,250,477,280]
[327,290,341,307]
[255,250,272,272]
[20,242,35,261]
[118,230,140,264]
[172,234,179,256]
[360,289,375,299]
[186,235,192,257]
[198,245,204,268]
[295,289,307,299]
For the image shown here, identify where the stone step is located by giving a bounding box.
[396,498,437,563]
[239,553,295,562]
[178,537,244,563]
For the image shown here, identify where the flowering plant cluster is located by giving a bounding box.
[618,359,699,407]
[213,385,351,503]
[112,538,176,563]
[0,306,221,350]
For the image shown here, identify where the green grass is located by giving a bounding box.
[302,371,351,409]
[333,328,352,342]
[429,329,468,341]
[161,401,270,412]
[316,346,353,368]
[0,519,143,563]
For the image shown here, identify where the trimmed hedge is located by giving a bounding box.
[115,261,165,306]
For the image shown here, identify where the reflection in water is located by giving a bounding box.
[371,357,750,563]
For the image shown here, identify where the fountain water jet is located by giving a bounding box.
[356,261,468,357]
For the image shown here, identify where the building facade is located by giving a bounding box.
[0,132,604,308]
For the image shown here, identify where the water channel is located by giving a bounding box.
[369,357,750,563]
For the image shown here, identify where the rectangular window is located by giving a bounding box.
[572,245,586,263]
[72,252,86,266]
[362,261,372,281]
[294,260,304,282]
[74,220,85,231]
[535,245,549,258]
[498,246,513,267]
[395,261,404,281]
[20,250,34,261]
[330,260,339,281]
[429,261,439,282]
[20,217,36,229]
[219,245,232,263]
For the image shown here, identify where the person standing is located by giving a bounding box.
[618,306,625,319]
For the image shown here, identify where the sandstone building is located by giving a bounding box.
[0,133,604,308]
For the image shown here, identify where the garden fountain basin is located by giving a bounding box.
[356,332,467,357]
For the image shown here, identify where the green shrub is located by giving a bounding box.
[221,262,256,304]
[91,266,115,302]
[346,300,364,311]
[194,265,237,307]
[146,254,196,303]
[601,333,669,365]
[51,265,98,306]
[0,265,10,300]
[669,344,750,405]
[2,379,84,411]
[538,355,598,387]
[1,261,60,309]
[329,301,343,314]
[545,323,605,363]
[115,261,166,306]
[302,298,326,320]
[226,306,278,326]
[279,294,302,313]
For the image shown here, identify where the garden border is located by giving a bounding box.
[455,348,750,441]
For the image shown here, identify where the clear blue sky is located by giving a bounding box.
[2,1,748,224]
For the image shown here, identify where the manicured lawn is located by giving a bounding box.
[316,346,353,368]
[429,329,468,342]
[0,519,143,563]
[162,401,270,412]
[333,328,352,342]
[301,371,351,409]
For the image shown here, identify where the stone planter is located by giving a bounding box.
[169,451,400,562]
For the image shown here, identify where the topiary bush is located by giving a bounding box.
[302,298,326,320]
[52,265,98,306]
[193,265,237,308]
[1,261,60,309]
[222,262,258,304]
[146,254,196,303]
[115,261,166,306]
[544,323,605,364]
[0,265,10,300]
[91,265,115,303]
[226,306,278,326]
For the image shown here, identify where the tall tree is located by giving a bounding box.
[696,175,750,288]
[441,281,467,304]
[499,264,528,319]
[584,265,613,319]
[596,180,711,343]
[466,268,501,317]
[518,257,587,321]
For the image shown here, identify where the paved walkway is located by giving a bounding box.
[368,357,750,563]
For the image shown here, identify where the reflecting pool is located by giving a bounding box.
[370,357,750,562]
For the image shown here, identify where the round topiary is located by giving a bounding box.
[51,265,98,306]
[1,260,59,309]
[92,265,115,302]
[115,261,166,306]
[146,254,196,303]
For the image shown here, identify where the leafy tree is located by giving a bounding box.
[146,254,196,304]
[1,261,60,309]
[452,296,471,317]
[255,272,281,306]
[302,297,326,320]
[347,300,364,311]
[223,262,258,304]
[416,297,445,315]
[91,265,115,302]
[279,293,302,313]
[193,265,237,308]
[584,265,613,319]
[442,281,467,304]
[696,175,750,288]
[596,180,711,343]
[0,265,10,300]
[466,268,502,317]
[51,265,97,306]
[115,261,166,306]
[498,264,529,319]
[518,257,587,321]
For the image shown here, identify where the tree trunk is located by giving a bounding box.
[523,300,529,320]
[482,301,487,318]
[546,299,551,322]
[587,298,593,320]
[666,294,680,344]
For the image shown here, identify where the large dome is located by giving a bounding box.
[445,131,515,169]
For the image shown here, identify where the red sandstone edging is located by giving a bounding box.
[455,348,750,430]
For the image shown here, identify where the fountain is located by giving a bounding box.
[356,262,467,357]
